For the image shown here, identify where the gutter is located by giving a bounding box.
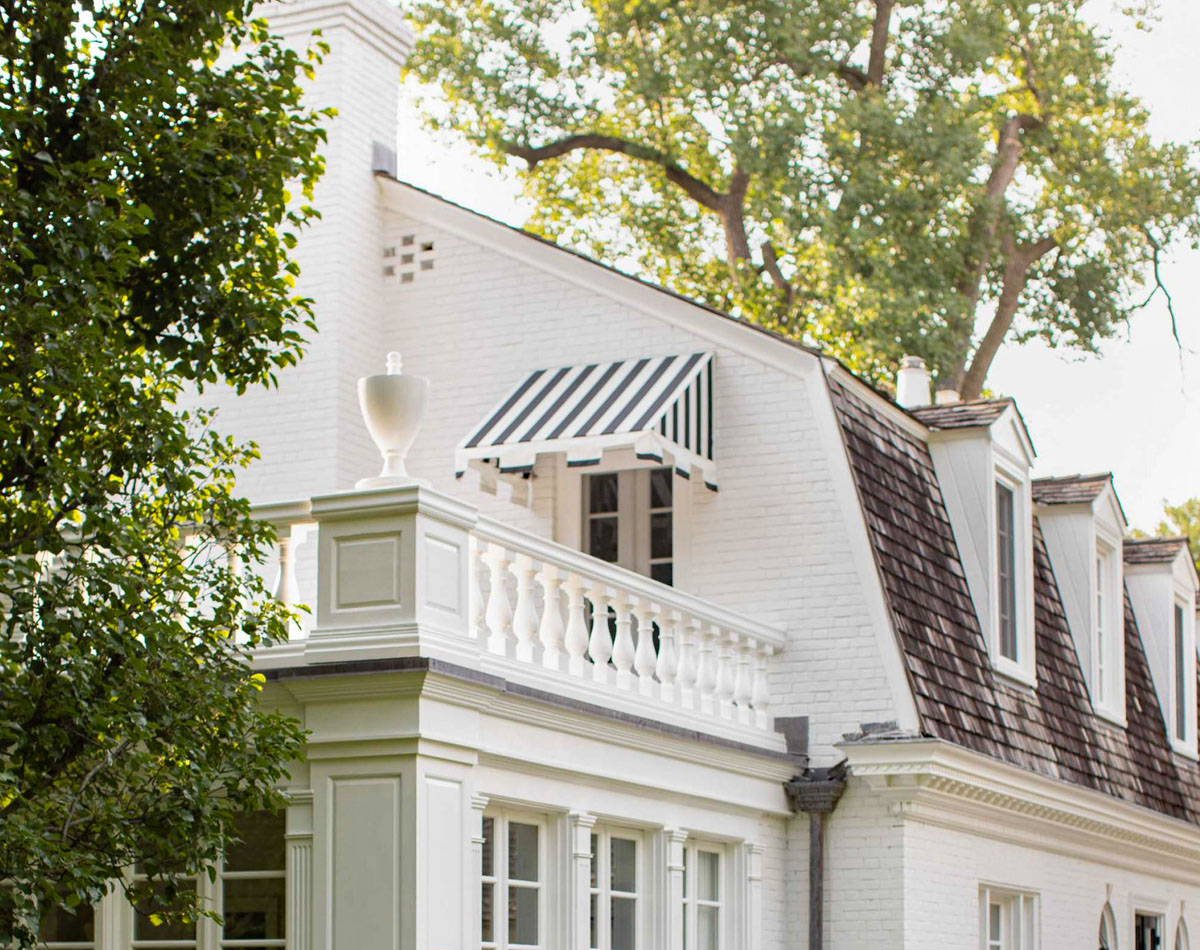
[785,762,848,950]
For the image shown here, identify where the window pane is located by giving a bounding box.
[611,895,636,950]
[481,817,494,877]
[589,834,598,888]
[222,876,284,940]
[650,562,673,587]
[481,883,494,943]
[989,901,1001,942]
[650,512,673,560]
[134,881,197,941]
[589,516,619,563]
[40,903,94,942]
[509,884,538,946]
[224,811,285,872]
[698,904,719,950]
[996,483,1017,661]
[1176,604,1187,740]
[590,893,598,950]
[589,474,619,514]
[611,837,637,893]
[508,822,539,883]
[649,469,672,509]
[696,850,719,902]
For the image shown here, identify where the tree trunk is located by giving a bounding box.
[958,235,1057,401]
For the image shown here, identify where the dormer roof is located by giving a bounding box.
[1124,536,1190,566]
[909,397,1014,429]
[1031,472,1113,506]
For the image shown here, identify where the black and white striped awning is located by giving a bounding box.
[455,353,717,489]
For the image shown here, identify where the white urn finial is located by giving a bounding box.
[355,351,430,489]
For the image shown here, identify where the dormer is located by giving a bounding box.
[1125,537,1199,757]
[910,399,1037,685]
[1033,474,1127,723]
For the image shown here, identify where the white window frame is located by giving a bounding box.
[991,463,1035,686]
[979,885,1038,950]
[1093,532,1124,720]
[1170,591,1195,752]
[555,448,692,589]
[482,811,547,950]
[588,826,643,950]
[681,841,724,950]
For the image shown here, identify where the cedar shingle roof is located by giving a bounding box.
[828,376,1200,822]
[1124,536,1189,565]
[1032,473,1113,506]
[909,398,1013,429]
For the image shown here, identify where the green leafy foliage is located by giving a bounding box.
[408,0,1200,396]
[1145,498,1200,572]
[0,0,325,944]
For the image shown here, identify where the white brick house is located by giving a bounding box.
[45,1,1200,949]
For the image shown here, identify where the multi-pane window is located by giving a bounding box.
[681,845,721,950]
[221,811,286,948]
[589,829,639,950]
[482,815,542,950]
[132,871,198,949]
[40,901,94,950]
[1137,913,1164,950]
[980,887,1037,950]
[1096,555,1108,705]
[584,469,674,586]
[1175,602,1188,742]
[996,483,1018,662]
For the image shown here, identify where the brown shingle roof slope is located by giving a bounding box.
[1031,473,1112,506]
[1124,536,1189,565]
[909,398,1012,429]
[828,376,1200,822]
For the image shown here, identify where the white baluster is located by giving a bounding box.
[676,618,700,709]
[536,563,564,671]
[715,632,736,719]
[694,624,717,715]
[563,572,589,677]
[632,598,659,697]
[733,636,754,725]
[483,543,513,656]
[587,585,613,682]
[468,535,485,643]
[655,610,680,703]
[510,554,539,664]
[751,644,773,729]
[611,595,636,690]
[272,528,297,607]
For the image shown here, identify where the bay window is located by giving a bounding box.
[681,844,722,950]
[482,813,543,950]
[589,828,640,950]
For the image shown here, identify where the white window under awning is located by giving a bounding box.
[455,353,716,490]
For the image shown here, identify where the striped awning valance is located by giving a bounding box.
[455,353,717,490]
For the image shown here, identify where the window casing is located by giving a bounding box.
[588,828,641,950]
[482,813,544,950]
[681,844,722,950]
[584,468,674,586]
[1093,538,1123,717]
[1137,913,1164,950]
[979,886,1037,950]
[996,482,1018,663]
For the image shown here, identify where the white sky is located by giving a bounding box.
[395,0,1200,529]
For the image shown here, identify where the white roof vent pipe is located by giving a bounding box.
[895,355,932,408]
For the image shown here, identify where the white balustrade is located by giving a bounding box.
[251,501,316,643]
[469,516,785,733]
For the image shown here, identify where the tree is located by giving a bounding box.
[407,0,1200,396]
[1147,498,1200,571]
[0,0,325,944]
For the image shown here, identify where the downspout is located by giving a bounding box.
[785,762,847,950]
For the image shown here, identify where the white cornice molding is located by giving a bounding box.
[842,738,1200,878]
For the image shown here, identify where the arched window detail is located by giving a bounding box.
[1177,919,1191,950]
[1100,902,1117,950]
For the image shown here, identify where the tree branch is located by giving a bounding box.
[959,232,1057,400]
[760,241,795,306]
[504,134,725,211]
[867,0,896,87]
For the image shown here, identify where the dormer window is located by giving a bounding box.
[996,482,1018,662]
[1125,536,1198,755]
[914,398,1038,685]
[1033,474,1127,722]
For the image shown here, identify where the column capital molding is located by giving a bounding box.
[470,793,491,811]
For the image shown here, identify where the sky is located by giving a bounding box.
[395,0,1200,530]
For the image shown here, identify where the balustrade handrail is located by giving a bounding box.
[472,514,786,652]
